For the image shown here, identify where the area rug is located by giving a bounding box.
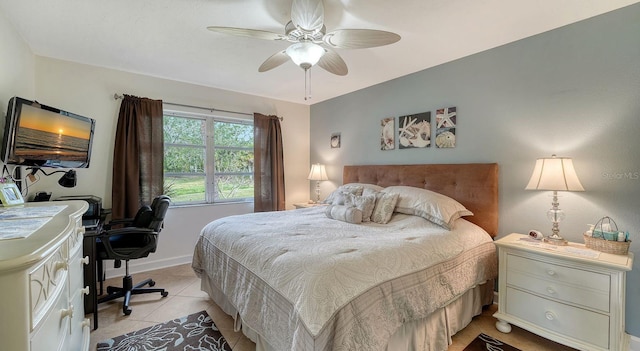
[97,310,232,351]
[462,333,522,351]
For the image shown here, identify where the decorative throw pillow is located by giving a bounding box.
[325,205,363,224]
[353,183,385,192]
[370,192,399,224]
[323,184,364,204]
[344,193,377,222]
[381,186,473,229]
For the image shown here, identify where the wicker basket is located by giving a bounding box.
[584,216,630,255]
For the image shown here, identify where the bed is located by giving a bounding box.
[192,163,499,351]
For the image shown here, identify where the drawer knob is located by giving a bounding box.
[546,287,556,294]
[545,311,556,321]
[54,261,69,272]
[546,269,556,276]
[61,304,74,319]
[81,286,90,295]
[81,256,90,265]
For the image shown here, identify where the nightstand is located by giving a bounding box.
[293,202,326,209]
[493,233,633,351]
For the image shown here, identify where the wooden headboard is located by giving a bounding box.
[343,163,499,237]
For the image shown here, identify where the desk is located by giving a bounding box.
[83,228,100,330]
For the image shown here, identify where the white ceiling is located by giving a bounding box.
[1,0,637,105]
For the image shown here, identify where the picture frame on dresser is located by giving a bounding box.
[0,182,24,206]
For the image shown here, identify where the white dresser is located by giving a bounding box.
[493,233,633,351]
[0,201,90,351]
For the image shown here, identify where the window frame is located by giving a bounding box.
[163,109,254,205]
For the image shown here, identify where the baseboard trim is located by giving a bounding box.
[630,334,640,351]
[103,255,193,279]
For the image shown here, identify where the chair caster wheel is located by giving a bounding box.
[106,287,116,294]
[149,280,156,287]
[161,291,168,297]
[123,308,132,316]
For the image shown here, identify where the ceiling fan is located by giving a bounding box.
[207,0,401,99]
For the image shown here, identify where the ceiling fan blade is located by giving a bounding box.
[291,0,324,32]
[323,29,401,49]
[259,51,290,72]
[317,49,348,76]
[207,26,285,41]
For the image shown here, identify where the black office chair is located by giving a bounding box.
[96,195,171,315]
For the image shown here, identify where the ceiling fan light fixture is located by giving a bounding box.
[286,42,325,69]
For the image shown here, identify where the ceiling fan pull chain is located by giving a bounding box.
[305,68,311,100]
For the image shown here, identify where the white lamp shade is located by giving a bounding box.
[286,42,326,68]
[525,155,584,191]
[308,163,328,181]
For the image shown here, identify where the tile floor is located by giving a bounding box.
[88,264,576,351]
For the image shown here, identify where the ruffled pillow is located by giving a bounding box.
[381,186,473,229]
[325,205,363,224]
[370,192,399,224]
[344,193,377,222]
[323,184,364,204]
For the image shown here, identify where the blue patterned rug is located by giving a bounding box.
[97,310,232,351]
[463,333,521,351]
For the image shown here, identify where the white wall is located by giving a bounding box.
[0,9,35,139]
[310,4,640,338]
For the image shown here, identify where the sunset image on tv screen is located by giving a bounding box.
[14,104,91,161]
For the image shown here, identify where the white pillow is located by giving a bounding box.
[325,205,363,224]
[323,184,364,204]
[324,183,384,204]
[351,183,385,192]
[381,186,473,229]
[370,192,399,224]
[344,193,377,222]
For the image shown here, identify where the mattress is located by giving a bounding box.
[192,206,497,350]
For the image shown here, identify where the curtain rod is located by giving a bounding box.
[113,93,283,121]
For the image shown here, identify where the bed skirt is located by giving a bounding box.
[200,273,494,351]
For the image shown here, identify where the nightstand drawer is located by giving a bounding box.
[506,253,610,312]
[506,288,609,349]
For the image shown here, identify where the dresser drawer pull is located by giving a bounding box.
[81,256,90,265]
[81,286,90,295]
[54,261,69,272]
[61,304,74,319]
[546,287,556,294]
[545,311,556,321]
[546,269,556,276]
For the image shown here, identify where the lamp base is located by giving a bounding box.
[543,235,568,246]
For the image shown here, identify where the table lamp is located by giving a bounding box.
[525,155,584,245]
[307,163,328,203]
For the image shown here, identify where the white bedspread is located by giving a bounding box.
[193,207,496,350]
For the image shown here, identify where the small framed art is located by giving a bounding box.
[331,133,341,148]
[0,182,24,206]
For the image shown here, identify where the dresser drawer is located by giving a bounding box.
[30,278,71,351]
[29,244,69,329]
[506,253,610,312]
[506,287,609,349]
[68,217,85,256]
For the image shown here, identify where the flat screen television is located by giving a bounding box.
[1,97,95,168]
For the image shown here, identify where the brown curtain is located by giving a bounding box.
[254,113,285,212]
[112,95,164,220]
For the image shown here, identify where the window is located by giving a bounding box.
[163,112,254,204]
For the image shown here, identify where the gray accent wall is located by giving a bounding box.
[311,4,640,337]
